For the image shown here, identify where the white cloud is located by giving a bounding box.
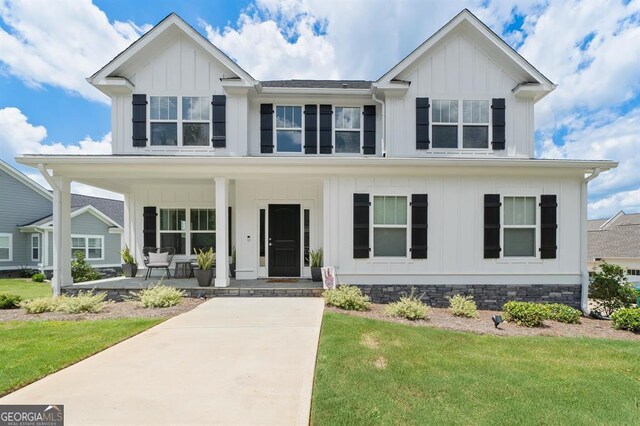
[0,0,150,103]
[0,106,121,200]
[539,106,640,218]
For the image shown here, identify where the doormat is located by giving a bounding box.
[266,278,299,283]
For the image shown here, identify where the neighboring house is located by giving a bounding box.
[588,212,640,283]
[0,160,123,277]
[16,10,617,309]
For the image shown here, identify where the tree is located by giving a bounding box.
[589,262,636,317]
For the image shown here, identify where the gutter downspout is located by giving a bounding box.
[372,91,386,157]
[581,168,601,314]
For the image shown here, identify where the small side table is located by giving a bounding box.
[174,261,193,279]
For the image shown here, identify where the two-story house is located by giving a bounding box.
[16,10,616,309]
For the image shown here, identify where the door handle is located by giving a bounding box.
[268,243,273,246]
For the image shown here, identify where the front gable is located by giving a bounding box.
[88,13,256,96]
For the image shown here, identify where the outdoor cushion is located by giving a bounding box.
[148,251,168,264]
[146,262,169,267]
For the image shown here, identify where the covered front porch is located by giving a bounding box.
[18,156,330,296]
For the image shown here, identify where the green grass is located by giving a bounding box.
[0,318,163,396]
[0,278,51,299]
[311,312,640,425]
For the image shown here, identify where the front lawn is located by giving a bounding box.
[0,278,51,299]
[312,312,640,425]
[0,318,162,396]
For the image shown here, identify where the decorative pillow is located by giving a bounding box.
[148,251,168,264]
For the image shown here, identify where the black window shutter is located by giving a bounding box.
[143,206,157,248]
[362,105,376,155]
[319,105,333,154]
[491,98,505,150]
[411,194,428,259]
[304,105,318,154]
[132,94,147,147]
[211,95,226,148]
[260,103,274,153]
[353,193,370,258]
[540,195,558,259]
[484,194,501,258]
[416,97,430,150]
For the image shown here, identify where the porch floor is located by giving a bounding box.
[66,276,323,290]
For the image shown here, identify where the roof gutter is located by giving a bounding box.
[371,90,386,157]
[580,168,602,315]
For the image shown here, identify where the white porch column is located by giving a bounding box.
[215,177,230,287]
[52,176,72,296]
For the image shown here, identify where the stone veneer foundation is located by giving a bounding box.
[354,284,582,310]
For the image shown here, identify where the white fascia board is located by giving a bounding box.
[89,76,135,96]
[512,83,557,103]
[22,205,123,230]
[377,9,554,88]
[16,155,618,173]
[89,14,256,88]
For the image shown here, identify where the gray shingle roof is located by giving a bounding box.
[588,212,640,259]
[261,80,372,89]
[20,194,124,227]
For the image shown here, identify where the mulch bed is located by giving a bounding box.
[327,304,640,341]
[0,298,205,322]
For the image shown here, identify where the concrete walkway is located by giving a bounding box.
[1,298,325,425]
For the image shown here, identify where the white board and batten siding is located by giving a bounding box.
[110,32,247,155]
[386,27,535,158]
[324,173,583,285]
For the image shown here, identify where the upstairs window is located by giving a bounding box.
[432,99,490,149]
[503,196,536,257]
[182,97,210,146]
[335,107,361,153]
[150,96,178,146]
[276,106,302,152]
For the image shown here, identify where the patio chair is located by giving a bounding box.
[142,247,176,280]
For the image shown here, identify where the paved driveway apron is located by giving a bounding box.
[1,298,325,425]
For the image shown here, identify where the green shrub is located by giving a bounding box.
[56,291,107,314]
[31,273,45,282]
[385,292,429,320]
[546,303,582,324]
[323,285,370,311]
[136,285,185,308]
[447,294,479,318]
[71,251,102,283]
[21,297,59,314]
[503,301,548,327]
[120,244,137,265]
[611,308,640,332]
[19,266,37,278]
[589,262,636,316]
[0,294,23,309]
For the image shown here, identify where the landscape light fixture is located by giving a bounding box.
[491,315,503,328]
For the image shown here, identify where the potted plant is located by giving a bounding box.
[230,246,236,278]
[120,245,138,278]
[194,248,216,287]
[309,248,323,282]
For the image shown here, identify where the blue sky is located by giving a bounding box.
[0,0,639,219]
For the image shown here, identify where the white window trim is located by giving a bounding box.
[500,195,539,259]
[158,208,216,256]
[71,234,104,261]
[371,195,410,259]
[333,106,362,155]
[0,233,12,262]
[147,95,212,149]
[31,233,40,261]
[273,105,304,154]
[431,97,492,151]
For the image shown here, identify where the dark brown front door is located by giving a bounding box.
[268,204,300,277]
